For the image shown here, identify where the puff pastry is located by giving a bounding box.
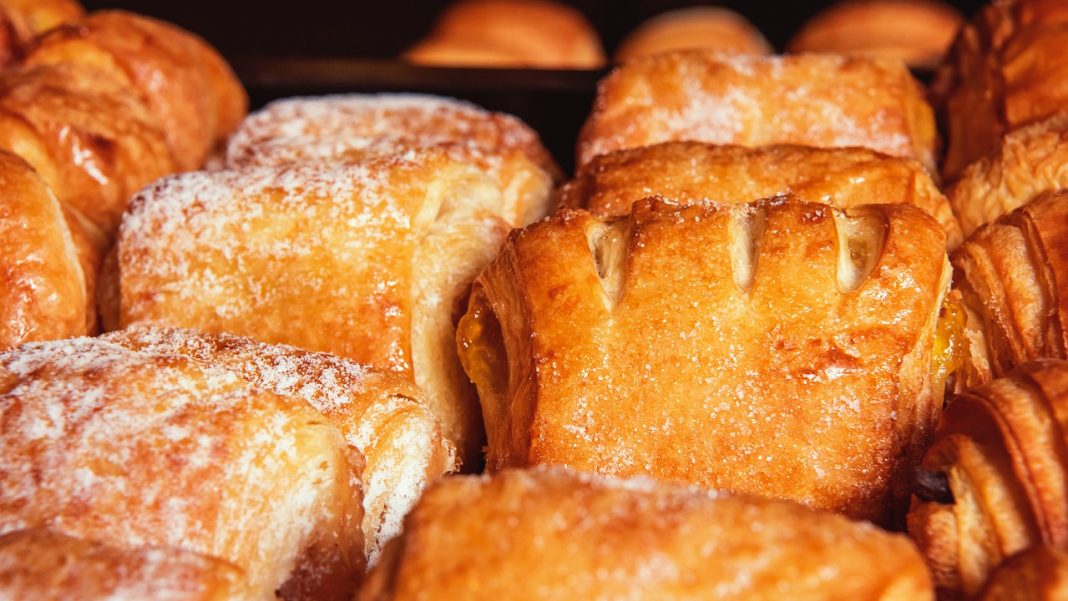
[0,337,365,600]
[907,359,1068,598]
[0,528,244,601]
[0,0,82,66]
[614,7,771,61]
[980,545,1068,601]
[358,467,933,601]
[109,150,526,463]
[457,196,952,524]
[560,141,962,247]
[576,51,937,172]
[103,326,457,561]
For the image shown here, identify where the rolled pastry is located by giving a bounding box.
[577,51,936,172]
[0,337,365,600]
[357,467,933,601]
[614,7,771,62]
[457,195,952,524]
[981,545,1068,601]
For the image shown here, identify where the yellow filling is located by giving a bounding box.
[931,293,967,396]
[456,289,508,404]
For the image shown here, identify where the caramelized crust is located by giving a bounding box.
[614,7,771,61]
[0,337,365,600]
[103,326,457,561]
[981,545,1068,600]
[577,51,937,172]
[907,360,1068,598]
[358,468,933,601]
[0,0,81,34]
[0,528,244,601]
[561,141,962,247]
[458,196,950,524]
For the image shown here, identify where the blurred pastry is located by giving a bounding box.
[457,196,952,524]
[980,545,1068,601]
[560,141,962,247]
[404,0,604,68]
[615,7,771,62]
[577,51,936,172]
[0,0,82,66]
[0,337,365,600]
[789,0,961,69]
[358,467,933,601]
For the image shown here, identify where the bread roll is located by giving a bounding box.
[0,337,365,600]
[615,7,771,62]
[981,545,1068,601]
[577,51,936,172]
[457,196,951,524]
[358,467,933,601]
[561,141,962,247]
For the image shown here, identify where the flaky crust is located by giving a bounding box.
[907,360,1068,598]
[0,337,365,600]
[103,326,457,561]
[560,141,962,247]
[458,196,950,524]
[0,0,81,34]
[981,545,1068,600]
[577,51,937,172]
[358,467,933,601]
[614,7,771,62]
[0,528,244,601]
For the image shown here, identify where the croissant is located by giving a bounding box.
[576,51,937,172]
[0,528,244,601]
[907,359,1068,598]
[952,190,1068,389]
[103,326,457,560]
[358,467,933,601]
[457,196,952,524]
[560,141,962,247]
[980,545,1068,600]
[0,337,365,600]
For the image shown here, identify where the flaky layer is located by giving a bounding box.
[981,545,1068,600]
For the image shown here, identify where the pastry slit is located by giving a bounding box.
[727,203,766,291]
[833,209,887,292]
[586,220,629,308]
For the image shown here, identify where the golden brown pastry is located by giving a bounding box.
[108,150,528,465]
[947,116,1068,237]
[0,336,364,600]
[23,10,247,170]
[0,528,244,601]
[457,196,952,524]
[358,467,934,601]
[615,7,771,62]
[981,545,1068,601]
[560,141,962,247]
[403,0,604,68]
[577,51,937,172]
[907,359,1068,598]
[103,326,457,561]
[224,93,559,225]
[0,0,82,66]
[934,0,1068,181]
[788,0,962,69]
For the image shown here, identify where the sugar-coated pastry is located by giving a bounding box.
[934,0,1068,181]
[103,326,457,561]
[577,51,937,172]
[560,141,962,247]
[225,94,559,226]
[788,0,962,69]
[358,467,934,601]
[403,0,604,68]
[980,546,1068,601]
[23,10,248,170]
[109,150,526,464]
[948,116,1068,237]
[0,528,244,601]
[0,337,365,600]
[457,196,952,524]
[615,7,771,62]
[908,360,1068,598]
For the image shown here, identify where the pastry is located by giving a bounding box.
[403,0,604,69]
[0,0,82,66]
[24,10,248,170]
[0,337,365,600]
[907,359,1068,598]
[934,0,1068,180]
[108,149,527,464]
[457,196,952,524]
[0,528,244,601]
[615,7,771,62]
[577,51,937,172]
[357,467,933,601]
[103,326,457,561]
[788,0,962,69]
[947,116,1068,237]
[980,545,1068,601]
[560,141,962,247]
